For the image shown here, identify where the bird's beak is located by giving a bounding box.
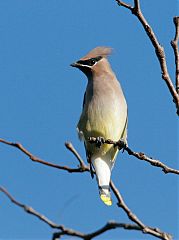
[70,62,78,67]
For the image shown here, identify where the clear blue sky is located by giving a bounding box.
[0,0,178,239]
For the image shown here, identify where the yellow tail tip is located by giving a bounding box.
[100,194,112,206]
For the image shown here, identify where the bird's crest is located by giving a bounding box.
[81,47,112,60]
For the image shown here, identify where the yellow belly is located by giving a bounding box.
[78,110,124,160]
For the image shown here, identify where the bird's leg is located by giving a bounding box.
[87,153,94,179]
[95,136,105,148]
[90,162,94,179]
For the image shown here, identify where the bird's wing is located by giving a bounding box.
[76,91,86,141]
[120,113,128,144]
[82,91,86,109]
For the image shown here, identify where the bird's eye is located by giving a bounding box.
[90,59,96,65]
[76,56,102,67]
[89,56,102,66]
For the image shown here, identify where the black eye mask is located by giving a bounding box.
[77,56,102,66]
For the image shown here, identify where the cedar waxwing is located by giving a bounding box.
[71,47,128,206]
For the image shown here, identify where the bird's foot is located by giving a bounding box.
[118,138,127,152]
[96,136,105,148]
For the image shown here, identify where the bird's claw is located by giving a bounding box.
[96,136,105,148]
[118,138,127,152]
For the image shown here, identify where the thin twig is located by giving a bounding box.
[65,142,86,169]
[115,0,133,10]
[89,137,179,175]
[110,181,172,240]
[0,138,89,173]
[53,221,142,240]
[1,136,178,174]
[124,146,179,174]
[84,221,141,239]
[115,0,179,115]
[0,181,172,240]
[171,17,179,94]
[133,0,140,12]
[0,186,64,230]
[0,186,145,240]
[110,181,145,228]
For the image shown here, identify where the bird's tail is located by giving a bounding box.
[99,185,112,206]
[92,156,113,206]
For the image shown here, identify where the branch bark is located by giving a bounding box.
[116,0,179,115]
[0,138,89,173]
[53,221,142,240]
[171,17,179,94]
[0,182,171,240]
[88,137,179,175]
[0,186,146,240]
[0,137,173,240]
[0,186,84,237]
[115,0,133,10]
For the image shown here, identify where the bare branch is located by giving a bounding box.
[84,221,141,239]
[110,181,172,240]
[171,17,179,94]
[0,186,146,240]
[1,136,178,175]
[53,221,142,240]
[0,138,174,239]
[115,0,133,10]
[115,0,179,115]
[0,186,87,238]
[0,186,64,230]
[50,141,174,239]
[89,137,179,175]
[110,180,144,228]
[0,183,171,240]
[133,0,140,12]
[65,142,86,169]
[0,138,89,173]
[124,146,179,174]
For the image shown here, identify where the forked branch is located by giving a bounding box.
[116,0,179,114]
[0,138,89,173]
[0,137,173,239]
[171,17,179,94]
[0,186,155,240]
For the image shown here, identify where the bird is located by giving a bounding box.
[70,47,128,206]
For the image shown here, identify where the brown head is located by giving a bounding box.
[70,47,113,77]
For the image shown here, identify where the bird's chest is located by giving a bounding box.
[84,90,120,134]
